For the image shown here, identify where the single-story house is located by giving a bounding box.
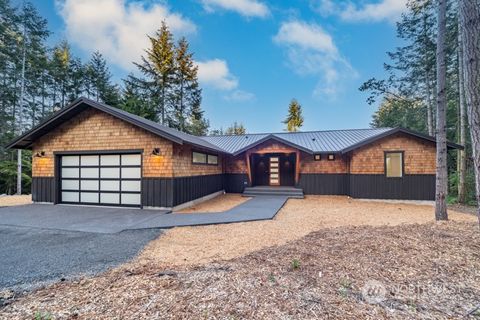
[6,97,462,209]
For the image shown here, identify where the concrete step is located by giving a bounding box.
[243,186,304,199]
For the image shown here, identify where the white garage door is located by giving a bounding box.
[60,153,142,207]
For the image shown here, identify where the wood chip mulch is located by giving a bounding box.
[1,221,480,319]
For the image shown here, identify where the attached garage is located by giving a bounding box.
[58,152,142,207]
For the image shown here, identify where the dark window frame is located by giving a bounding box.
[327,154,335,161]
[384,151,404,178]
[314,154,321,161]
[191,150,219,166]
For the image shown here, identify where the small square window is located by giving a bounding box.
[327,154,335,161]
[207,154,218,165]
[314,154,321,161]
[192,152,207,164]
[385,152,403,178]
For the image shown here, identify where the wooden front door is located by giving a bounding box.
[269,156,280,185]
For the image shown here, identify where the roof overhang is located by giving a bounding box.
[231,134,314,156]
[340,127,463,154]
[6,97,192,150]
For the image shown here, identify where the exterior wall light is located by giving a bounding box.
[152,148,162,156]
[35,151,46,158]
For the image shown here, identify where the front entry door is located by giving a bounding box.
[269,157,280,185]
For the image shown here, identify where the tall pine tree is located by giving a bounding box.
[283,99,304,132]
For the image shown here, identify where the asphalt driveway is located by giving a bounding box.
[0,225,161,292]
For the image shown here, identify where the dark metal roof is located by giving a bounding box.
[5,97,227,153]
[200,127,463,155]
[6,97,463,154]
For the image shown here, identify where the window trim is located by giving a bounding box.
[191,150,219,166]
[314,154,321,161]
[384,151,404,178]
[327,154,335,161]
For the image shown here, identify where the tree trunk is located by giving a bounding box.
[459,0,480,225]
[435,0,448,221]
[457,14,467,204]
[424,12,435,136]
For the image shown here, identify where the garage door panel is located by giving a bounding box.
[60,153,142,207]
[101,167,120,179]
[100,180,120,191]
[121,193,141,205]
[122,154,141,166]
[62,192,79,202]
[101,155,120,166]
[100,193,120,204]
[122,180,141,192]
[81,168,99,178]
[121,167,141,179]
[62,180,79,190]
[81,192,99,203]
[81,180,99,191]
[62,168,79,178]
[81,155,99,166]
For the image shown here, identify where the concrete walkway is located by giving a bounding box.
[0,196,288,233]
[131,195,289,229]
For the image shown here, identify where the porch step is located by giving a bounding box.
[243,186,304,199]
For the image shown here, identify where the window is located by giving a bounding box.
[314,154,321,161]
[327,154,335,161]
[192,152,207,164]
[192,151,218,165]
[207,154,218,165]
[385,152,403,177]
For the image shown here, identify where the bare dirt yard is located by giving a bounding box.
[1,196,479,319]
[0,195,32,206]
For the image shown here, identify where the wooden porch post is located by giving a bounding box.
[295,150,300,185]
[246,151,252,186]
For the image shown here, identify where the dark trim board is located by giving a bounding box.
[298,174,348,195]
[32,177,55,202]
[349,174,435,200]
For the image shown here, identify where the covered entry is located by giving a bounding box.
[250,153,297,186]
[57,151,142,207]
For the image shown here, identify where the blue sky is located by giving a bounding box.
[31,0,406,133]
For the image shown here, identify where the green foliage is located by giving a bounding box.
[34,311,52,320]
[283,99,304,132]
[291,259,301,270]
[371,98,427,132]
[225,122,246,135]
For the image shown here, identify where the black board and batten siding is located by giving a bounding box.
[224,173,249,193]
[298,174,348,195]
[142,178,174,208]
[173,174,224,206]
[31,177,55,202]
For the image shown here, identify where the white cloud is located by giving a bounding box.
[224,90,256,102]
[196,59,255,101]
[196,59,239,90]
[201,0,270,18]
[341,0,407,22]
[56,0,196,70]
[312,0,407,23]
[273,20,356,98]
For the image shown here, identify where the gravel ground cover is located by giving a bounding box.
[0,195,32,206]
[2,221,479,319]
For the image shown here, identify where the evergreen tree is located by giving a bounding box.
[188,101,209,135]
[225,122,246,135]
[120,74,156,121]
[283,99,304,132]
[133,21,175,125]
[86,51,120,106]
